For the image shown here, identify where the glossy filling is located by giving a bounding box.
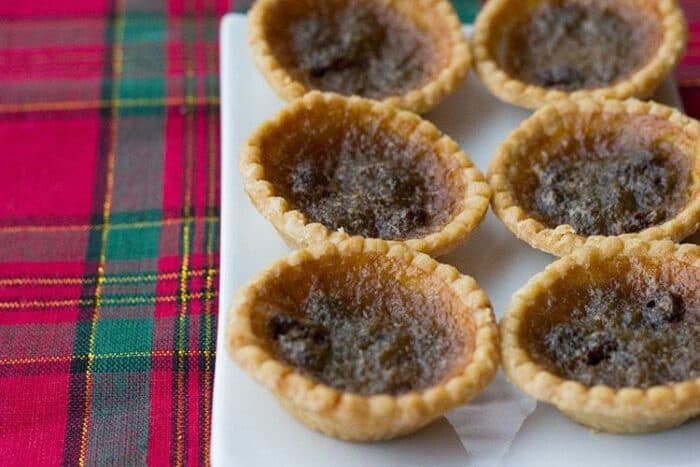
[284,2,435,98]
[501,1,658,90]
[290,157,438,239]
[266,123,459,240]
[512,124,691,236]
[531,147,686,236]
[527,260,700,388]
[261,258,465,395]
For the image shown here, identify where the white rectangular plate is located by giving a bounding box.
[215,13,700,467]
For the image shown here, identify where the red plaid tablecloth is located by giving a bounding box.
[0,1,699,465]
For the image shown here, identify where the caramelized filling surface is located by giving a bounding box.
[530,146,686,236]
[276,2,435,98]
[265,121,460,240]
[256,256,467,395]
[510,118,691,236]
[526,259,700,388]
[501,1,658,90]
[290,156,437,239]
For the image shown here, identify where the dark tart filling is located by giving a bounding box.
[501,1,660,90]
[269,1,436,98]
[530,145,687,236]
[289,154,438,239]
[257,255,466,395]
[263,120,462,240]
[511,120,691,236]
[525,258,700,388]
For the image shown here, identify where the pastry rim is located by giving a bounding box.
[500,238,700,432]
[487,98,700,257]
[240,91,491,257]
[247,0,471,114]
[471,0,687,109]
[226,237,500,441]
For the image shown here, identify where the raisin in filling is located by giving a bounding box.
[502,1,657,90]
[267,289,460,395]
[528,145,687,236]
[286,3,433,98]
[532,281,699,388]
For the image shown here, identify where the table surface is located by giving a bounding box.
[1,1,700,465]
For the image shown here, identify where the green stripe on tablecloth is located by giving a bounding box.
[94,318,154,371]
[453,0,480,23]
[107,225,162,260]
[118,11,166,116]
[122,13,167,43]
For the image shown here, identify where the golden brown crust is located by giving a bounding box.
[488,98,700,257]
[241,91,491,257]
[471,0,687,109]
[501,238,700,433]
[247,0,471,114]
[226,237,500,441]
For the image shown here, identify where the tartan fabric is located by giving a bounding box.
[0,1,224,465]
[0,0,698,465]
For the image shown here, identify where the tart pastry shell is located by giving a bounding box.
[241,91,491,257]
[247,0,471,114]
[501,238,700,433]
[488,98,700,257]
[226,237,500,441]
[471,0,687,109]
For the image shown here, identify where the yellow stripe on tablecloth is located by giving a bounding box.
[0,216,218,233]
[0,269,217,287]
[0,291,218,309]
[0,350,215,366]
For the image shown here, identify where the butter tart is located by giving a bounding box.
[488,99,700,257]
[241,92,490,256]
[226,237,499,440]
[471,0,687,109]
[248,0,470,114]
[501,239,700,433]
